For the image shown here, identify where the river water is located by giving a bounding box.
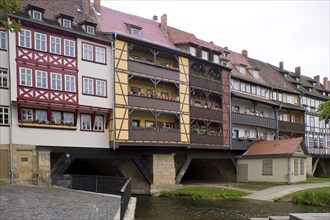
[135,195,329,220]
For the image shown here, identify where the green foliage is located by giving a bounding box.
[295,177,330,184]
[230,182,282,191]
[317,100,330,123]
[290,187,330,206]
[160,187,248,200]
[0,0,21,32]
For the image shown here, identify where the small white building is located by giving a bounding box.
[237,137,308,183]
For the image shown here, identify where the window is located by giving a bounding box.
[310,116,315,127]
[232,130,239,138]
[131,28,140,36]
[261,88,266,97]
[96,80,106,96]
[213,54,219,63]
[287,95,294,104]
[201,50,208,60]
[0,107,9,125]
[190,47,196,56]
[63,19,72,28]
[65,75,76,92]
[300,159,304,175]
[96,47,105,63]
[19,29,31,48]
[256,87,261,96]
[132,120,140,128]
[83,78,93,94]
[0,31,7,49]
[251,85,256,94]
[35,32,47,51]
[21,109,33,122]
[272,91,277,100]
[259,132,268,140]
[83,43,93,61]
[244,130,250,138]
[36,70,47,88]
[86,25,95,34]
[232,105,240,113]
[246,84,251,93]
[236,66,245,74]
[63,112,74,125]
[291,115,298,123]
[35,110,47,123]
[294,159,298,176]
[278,93,283,102]
[0,70,8,87]
[250,70,259,79]
[32,10,42,20]
[81,114,92,130]
[240,82,245,92]
[20,68,32,86]
[262,159,273,175]
[233,80,239,90]
[51,73,62,90]
[51,111,61,124]
[221,61,228,67]
[50,36,61,54]
[64,40,75,57]
[93,115,104,131]
[145,121,154,128]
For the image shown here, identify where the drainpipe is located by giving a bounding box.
[111,33,117,150]
[6,26,14,184]
[287,156,292,184]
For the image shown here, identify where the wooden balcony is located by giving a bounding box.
[279,121,305,134]
[128,60,179,81]
[190,75,222,92]
[190,134,224,146]
[231,112,276,129]
[231,138,256,150]
[128,95,180,112]
[190,106,223,121]
[129,128,180,142]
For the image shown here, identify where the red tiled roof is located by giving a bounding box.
[96,7,174,47]
[243,137,305,156]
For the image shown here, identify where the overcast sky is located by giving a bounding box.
[101,0,330,80]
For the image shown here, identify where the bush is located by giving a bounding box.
[291,187,330,206]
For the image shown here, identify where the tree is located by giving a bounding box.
[317,99,330,124]
[0,0,21,32]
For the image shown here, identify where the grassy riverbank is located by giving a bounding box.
[160,186,249,200]
[277,187,330,206]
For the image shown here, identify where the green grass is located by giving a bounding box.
[229,182,282,191]
[160,186,249,200]
[283,187,330,206]
[295,177,330,184]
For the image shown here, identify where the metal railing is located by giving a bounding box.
[69,175,131,220]
[232,112,276,129]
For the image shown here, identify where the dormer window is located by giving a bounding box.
[55,13,74,29]
[221,61,228,67]
[63,19,72,28]
[296,77,299,82]
[79,20,97,35]
[309,88,312,92]
[26,4,45,21]
[223,52,229,58]
[236,65,245,74]
[190,47,196,56]
[201,50,208,60]
[213,54,219,64]
[249,69,259,79]
[131,27,141,36]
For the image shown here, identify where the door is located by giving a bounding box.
[237,163,248,182]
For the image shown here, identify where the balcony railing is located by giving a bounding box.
[279,121,305,134]
[129,128,180,142]
[190,134,224,145]
[190,75,222,92]
[232,112,276,129]
[128,95,180,112]
[307,147,330,156]
[190,106,223,121]
[231,138,256,150]
[128,60,179,81]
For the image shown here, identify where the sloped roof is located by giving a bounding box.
[247,58,299,94]
[242,137,306,157]
[96,7,174,47]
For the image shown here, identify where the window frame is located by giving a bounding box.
[86,25,95,35]
[32,10,43,20]
[35,70,48,89]
[63,19,72,28]
[64,39,75,57]
[0,106,9,126]
[0,30,7,50]
[50,36,62,54]
[19,29,32,48]
[0,70,8,88]
[82,76,107,97]
[34,32,47,52]
[80,113,104,132]
[51,73,62,91]
[65,75,76,92]
[19,67,33,87]
[262,159,273,175]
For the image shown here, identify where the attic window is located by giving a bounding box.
[223,52,229,58]
[309,88,312,92]
[190,47,196,56]
[63,19,72,28]
[201,50,208,60]
[249,70,259,79]
[236,65,245,74]
[26,4,45,21]
[213,54,219,64]
[131,28,141,36]
[86,25,95,34]
[32,10,42,20]
[221,61,228,67]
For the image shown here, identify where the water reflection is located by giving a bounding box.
[135,196,329,220]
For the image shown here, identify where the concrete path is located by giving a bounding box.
[243,182,330,202]
[0,184,121,220]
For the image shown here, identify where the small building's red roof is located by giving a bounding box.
[243,137,305,157]
[96,7,174,47]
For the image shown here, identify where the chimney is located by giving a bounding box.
[279,61,283,70]
[314,75,320,84]
[210,41,214,44]
[161,14,167,33]
[323,77,329,89]
[94,0,101,13]
[295,66,301,76]
[224,46,228,50]
[82,0,90,13]
[153,15,158,21]
[242,50,248,57]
